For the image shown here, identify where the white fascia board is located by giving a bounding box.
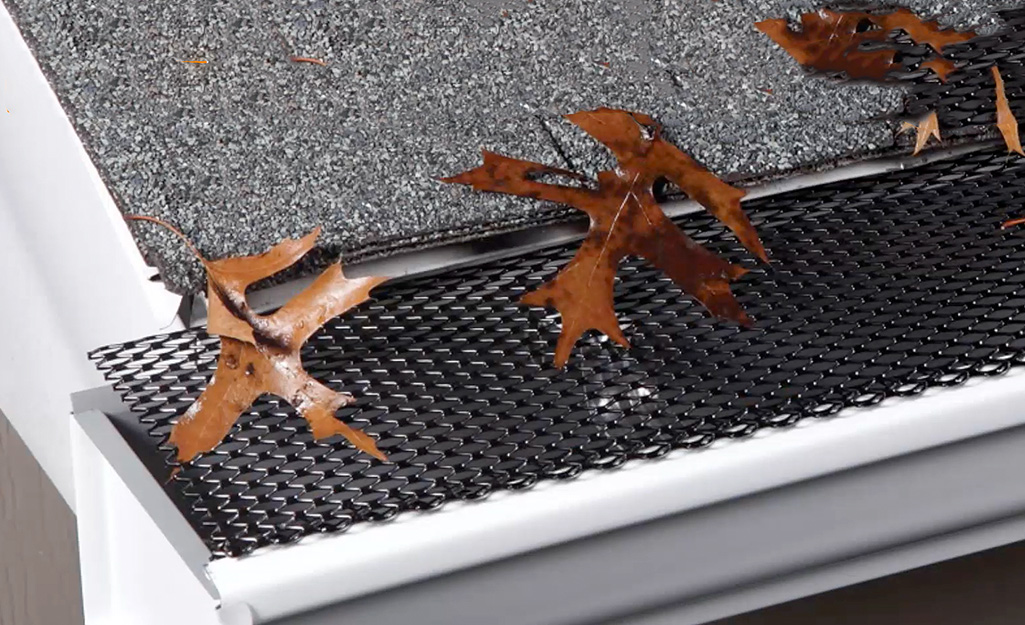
[0,2,181,507]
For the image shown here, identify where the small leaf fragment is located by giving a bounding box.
[992,65,1024,156]
[920,58,957,83]
[443,108,767,367]
[912,112,941,156]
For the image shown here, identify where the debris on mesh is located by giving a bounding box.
[756,8,975,81]
[900,112,941,155]
[94,147,1025,557]
[126,217,388,466]
[444,108,767,367]
[993,65,1025,155]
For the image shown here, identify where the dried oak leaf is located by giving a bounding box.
[992,66,1024,156]
[442,108,767,367]
[128,217,388,463]
[756,8,974,81]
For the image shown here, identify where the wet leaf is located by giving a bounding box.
[127,217,388,463]
[756,8,974,81]
[443,108,767,367]
[993,66,1024,156]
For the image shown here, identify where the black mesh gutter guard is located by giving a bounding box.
[89,8,1025,559]
[91,144,1025,558]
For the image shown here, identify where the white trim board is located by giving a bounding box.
[0,2,181,506]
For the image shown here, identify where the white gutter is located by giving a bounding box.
[209,366,1025,622]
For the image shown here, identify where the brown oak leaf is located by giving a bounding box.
[756,8,974,81]
[127,217,388,463]
[442,108,767,367]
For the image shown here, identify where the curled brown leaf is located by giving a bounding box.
[126,216,388,463]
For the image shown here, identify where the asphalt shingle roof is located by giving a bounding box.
[5,0,1008,293]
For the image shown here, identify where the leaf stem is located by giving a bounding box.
[290,56,327,66]
[124,214,205,261]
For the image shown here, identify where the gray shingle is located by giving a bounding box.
[5,0,1008,292]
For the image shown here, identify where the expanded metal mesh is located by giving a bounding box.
[92,145,1025,558]
[900,8,1025,133]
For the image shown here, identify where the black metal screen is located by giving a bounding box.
[900,8,1025,133]
[91,145,1025,558]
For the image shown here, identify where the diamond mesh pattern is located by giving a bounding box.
[91,146,1025,558]
[900,8,1025,134]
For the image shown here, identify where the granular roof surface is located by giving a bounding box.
[4,0,1010,292]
